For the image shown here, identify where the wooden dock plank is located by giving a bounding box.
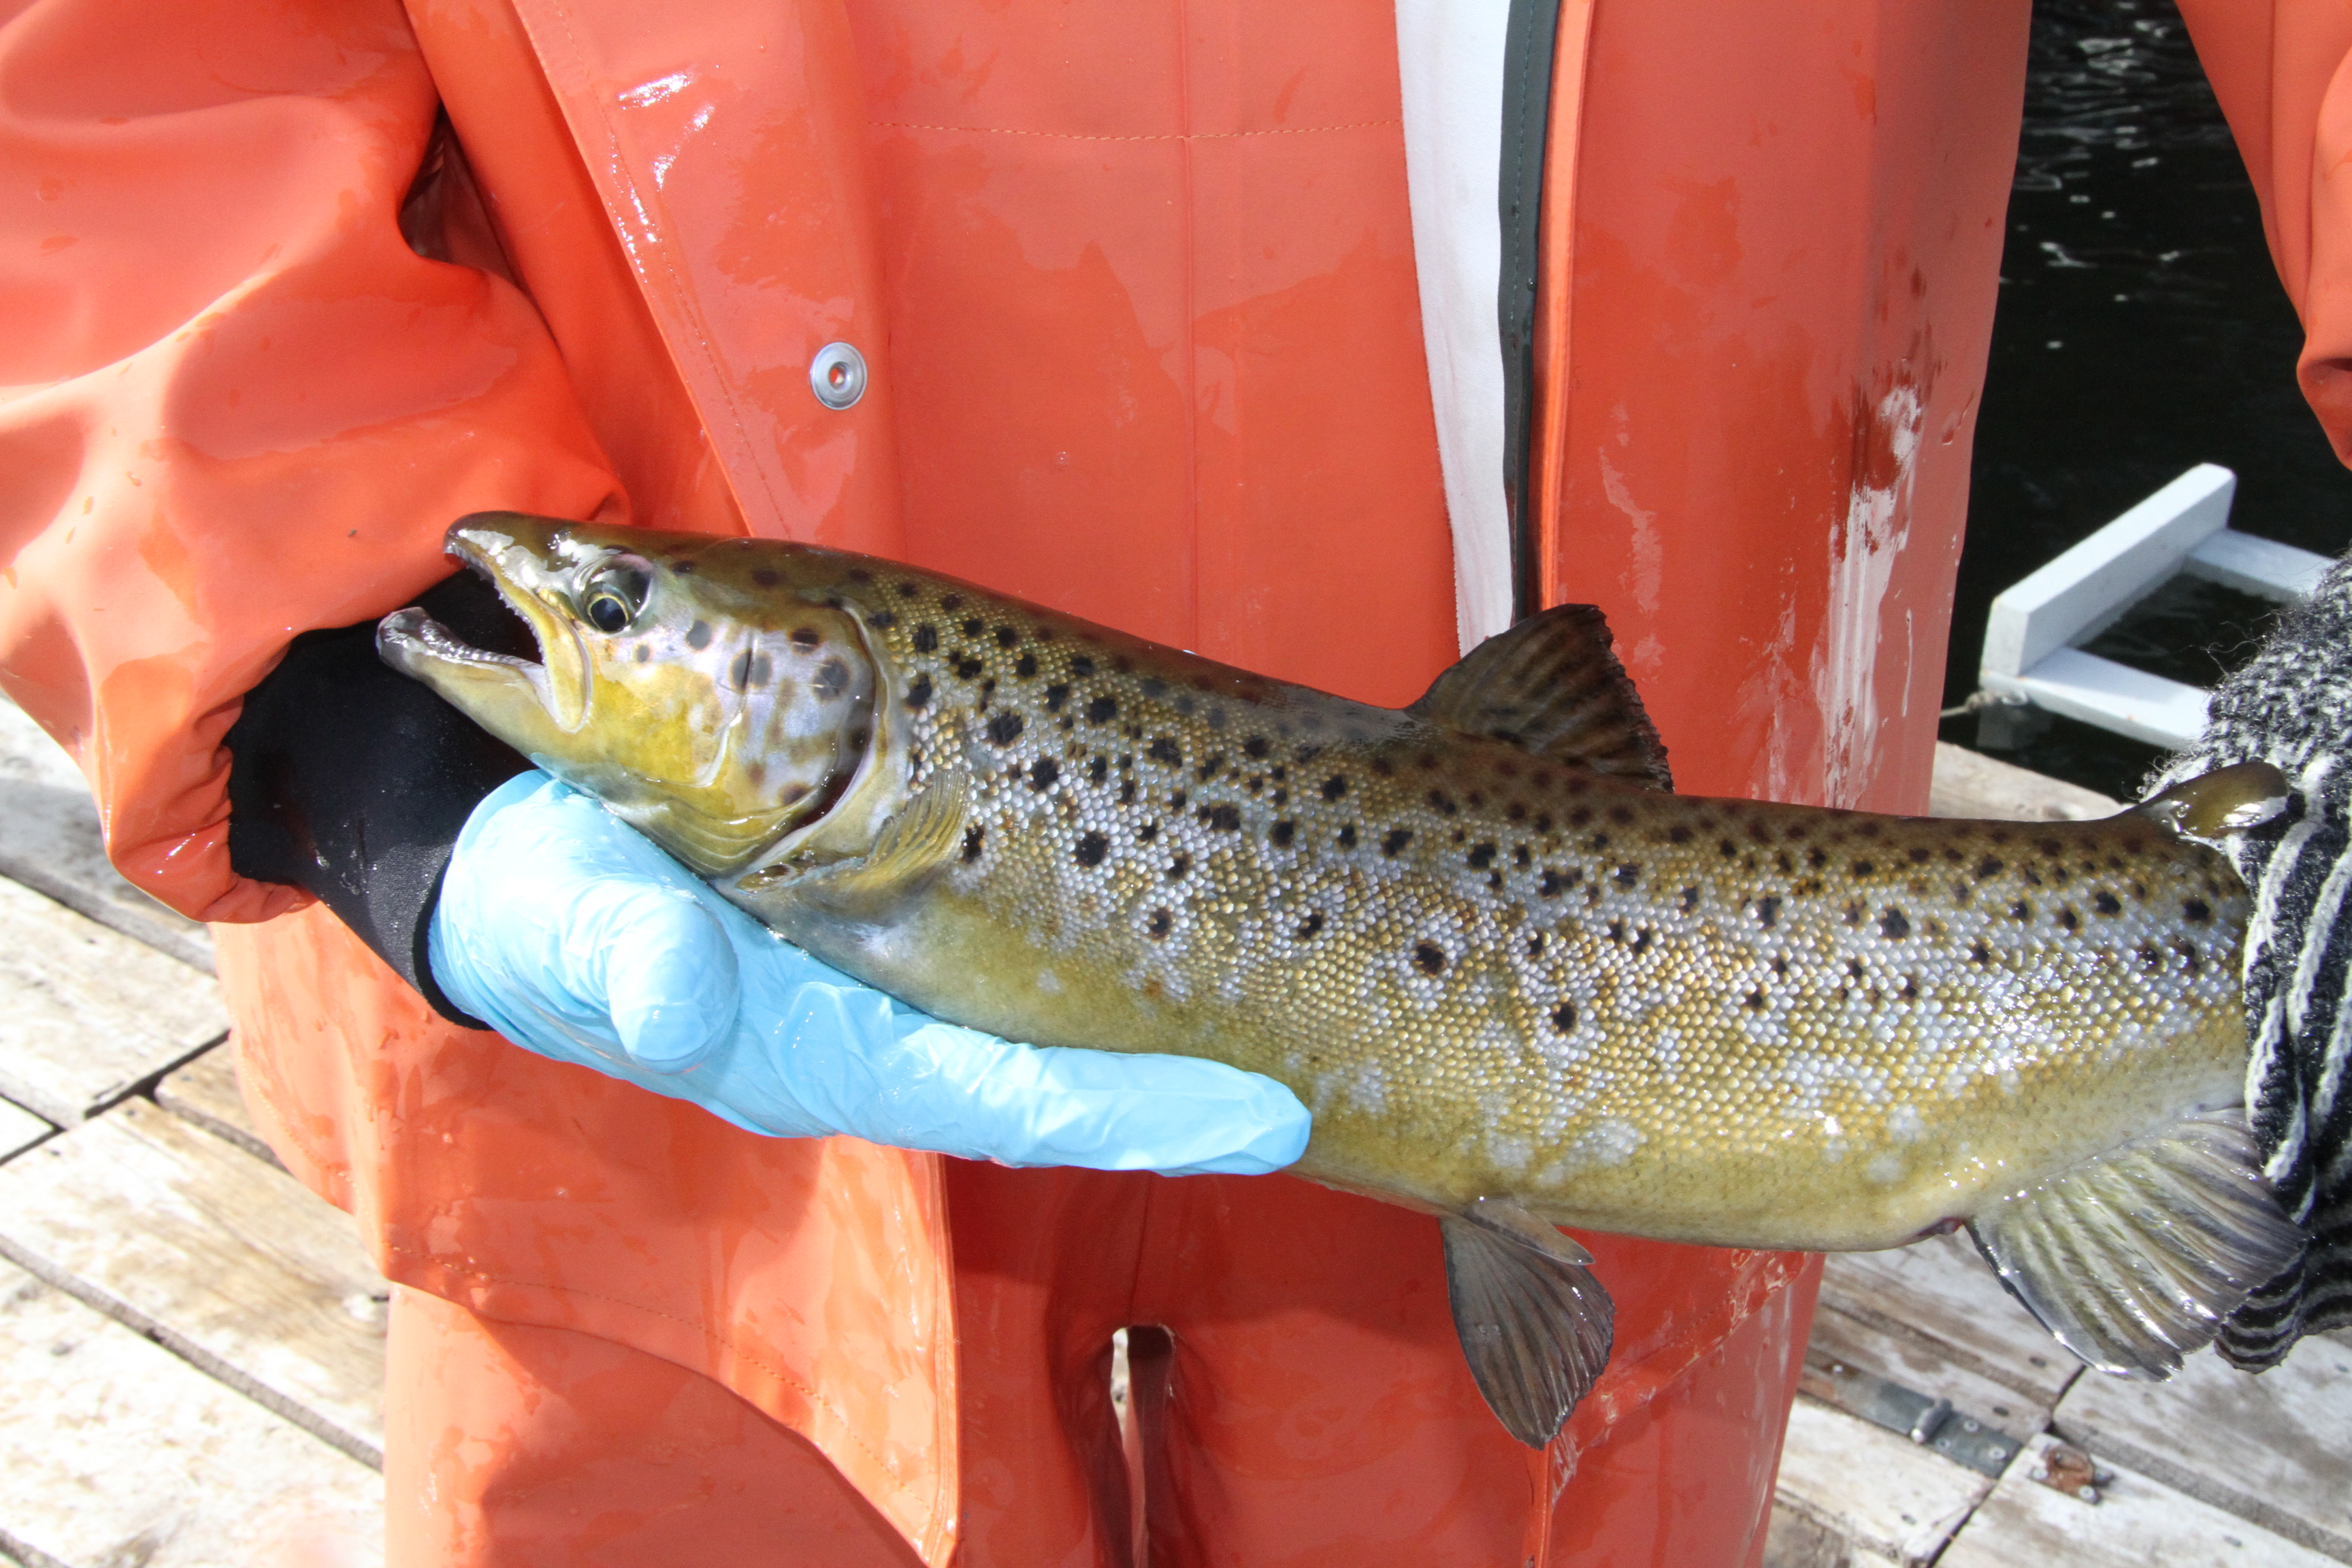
[1939,1433,2340,1568]
[0,1097,49,1165]
[0,876,227,1126]
[0,1257,381,1568]
[1805,1301,2054,1443]
[153,1045,278,1166]
[1816,1230,2080,1407]
[0,1099,387,1464]
[2052,1337,2352,1561]
[0,701,212,973]
[1772,1398,1990,1566]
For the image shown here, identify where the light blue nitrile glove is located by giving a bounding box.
[427,772,1311,1175]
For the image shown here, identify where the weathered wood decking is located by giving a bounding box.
[0,720,2342,1565]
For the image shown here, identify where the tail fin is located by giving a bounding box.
[1966,1109,2303,1379]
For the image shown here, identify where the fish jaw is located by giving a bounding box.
[379,514,892,876]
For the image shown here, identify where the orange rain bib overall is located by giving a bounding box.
[8,0,2244,1561]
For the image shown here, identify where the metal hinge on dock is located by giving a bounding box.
[1799,1354,2024,1478]
[1977,464,2336,750]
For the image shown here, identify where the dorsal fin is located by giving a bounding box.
[1409,604,1671,789]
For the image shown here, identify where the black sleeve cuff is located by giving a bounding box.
[225,571,532,1026]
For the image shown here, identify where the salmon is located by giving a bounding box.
[381,514,2305,1446]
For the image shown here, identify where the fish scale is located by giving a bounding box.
[383,514,2308,1447]
[836,567,2250,1252]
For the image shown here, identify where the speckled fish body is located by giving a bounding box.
[382,515,2303,1441]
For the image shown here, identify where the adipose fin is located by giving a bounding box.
[1966,1108,2304,1379]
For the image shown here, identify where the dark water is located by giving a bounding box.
[1943,0,2352,800]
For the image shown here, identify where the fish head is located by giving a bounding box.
[378,513,883,875]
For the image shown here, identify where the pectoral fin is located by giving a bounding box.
[740,774,970,924]
[1441,1198,1615,1447]
[1966,1108,2305,1379]
[1409,604,1671,789]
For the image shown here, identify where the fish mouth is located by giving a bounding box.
[376,516,589,735]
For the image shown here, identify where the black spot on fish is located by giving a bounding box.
[1853,860,1877,877]
[956,656,985,679]
[1467,843,1496,870]
[1970,941,1991,964]
[1806,847,1829,870]
[866,609,897,630]
[847,568,872,583]
[1880,908,1910,940]
[1200,803,1241,832]
[1138,823,1158,843]
[2093,891,2121,915]
[1425,789,1457,817]
[1551,1002,1577,1033]
[2183,898,2212,924]
[962,826,985,863]
[1044,683,1069,711]
[2057,907,2080,932]
[904,674,932,710]
[1071,655,1096,678]
[1843,900,1867,926]
[1615,864,1640,887]
[632,644,650,664]
[1771,955,1791,977]
[1243,736,1271,760]
[1169,789,1188,811]
[1756,896,1781,929]
[1744,988,1767,1011]
[748,653,774,688]
[1197,754,1224,782]
[753,568,780,587]
[894,581,917,598]
[1167,853,1192,880]
[1015,653,1038,679]
[1271,820,1296,847]
[1680,885,1700,913]
[728,651,757,690]
[1610,805,1635,826]
[1974,855,2004,879]
[789,627,822,651]
[1338,824,1359,849]
[962,617,983,637]
[1539,870,1574,898]
[913,624,938,653]
[987,713,1026,746]
[2183,945,2204,977]
[1382,828,1413,857]
[1629,927,1652,954]
[686,621,713,650]
[1149,736,1182,766]
[1141,677,1168,699]
[1075,832,1109,867]
[1899,975,1919,999]
[1088,756,1109,784]
[1414,942,1446,975]
[1514,845,1533,870]
[1607,919,1626,944]
[1120,779,1139,805]
[1295,911,1325,940]
[2010,900,2031,921]
[1720,839,1740,860]
[1667,823,1693,845]
[941,593,963,611]
[1314,776,1348,803]
[1148,908,1173,939]
[1569,807,1593,829]
[995,625,1019,648]
[1087,696,1118,724]
[1175,695,1196,717]
[1029,758,1060,791]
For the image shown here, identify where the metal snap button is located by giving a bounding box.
[810,342,868,410]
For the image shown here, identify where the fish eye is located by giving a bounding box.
[580,560,651,635]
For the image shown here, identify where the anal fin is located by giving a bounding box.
[1967,1108,2305,1379]
[1441,1198,1615,1447]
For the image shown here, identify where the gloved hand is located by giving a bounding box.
[428,772,1311,1175]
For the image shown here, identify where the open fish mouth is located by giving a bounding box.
[377,518,594,734]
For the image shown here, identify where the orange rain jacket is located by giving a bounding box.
[0,0,2155,1561]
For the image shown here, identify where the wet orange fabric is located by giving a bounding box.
[2174,3,2352,467]
[1,0,2052,1561]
